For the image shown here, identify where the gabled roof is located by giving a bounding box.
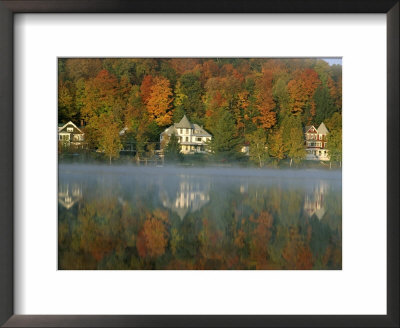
[193,124,211,137]
[317,122,329,134]
[305,125,317,133]
[58,121,84,134]
[175,115,192,129]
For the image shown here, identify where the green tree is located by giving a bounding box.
[268,127,285,163]
[164,133,183,162]
[58,81,75,123]
[314,85,336,126]
[326,112,342,168]
[282,115,305,167]
[272,74,291,118]
[247,129,269,167]
[174,72,205,122]
[208,110,241,159]
[97,113,123,164]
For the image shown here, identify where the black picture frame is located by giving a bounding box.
[0,1,398,327]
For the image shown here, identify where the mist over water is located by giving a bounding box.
[58,164,342,270]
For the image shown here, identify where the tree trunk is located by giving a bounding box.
[109,155,112,165]
[330,161,332,169]
[290,158,292,167]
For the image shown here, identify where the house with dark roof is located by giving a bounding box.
[304,122,329,161]
[160,115,212,154]
[58,121,85,148]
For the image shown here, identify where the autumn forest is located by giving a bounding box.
[58,58,342,166]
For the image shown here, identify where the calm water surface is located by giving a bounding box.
[58,164,342,270]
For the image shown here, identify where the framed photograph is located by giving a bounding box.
[0,1,398,327]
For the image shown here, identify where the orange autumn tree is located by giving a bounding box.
[287,68,321,118]
[253,69,277,130]
[136,215,169,258]
[143,76,173,126]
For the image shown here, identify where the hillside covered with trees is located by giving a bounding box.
[58,58,342,166]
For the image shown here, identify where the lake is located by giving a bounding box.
[58,164,342,270]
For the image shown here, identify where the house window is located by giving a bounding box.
[186,137,189,142]
[197,137,201,142]
[67,127,73,132]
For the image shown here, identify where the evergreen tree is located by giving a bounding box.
[174,72,205,122]
[314,85,336,126]
[164,133,183,162]
[326,112,342,168]
[208,110,241,159]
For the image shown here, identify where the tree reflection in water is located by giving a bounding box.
[58,165,341,270]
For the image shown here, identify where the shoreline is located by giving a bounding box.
[59,162,342,181]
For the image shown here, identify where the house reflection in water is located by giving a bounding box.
[58,183,83,209]
[160,175,210,219]
[303,181,327,220]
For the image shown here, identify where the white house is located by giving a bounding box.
[160,115,212,154]
[58,121,85,148]
[305,122,329,161]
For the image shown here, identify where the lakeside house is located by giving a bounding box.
[304,122,329,161]
[58,121,85,148]
[160,115,212,154]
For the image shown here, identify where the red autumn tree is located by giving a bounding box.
[140,75,153,104]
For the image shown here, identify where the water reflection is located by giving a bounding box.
[303,181,327,220]
[58,165,342,270]
[58,183,83,209]
[160,175,210,219]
